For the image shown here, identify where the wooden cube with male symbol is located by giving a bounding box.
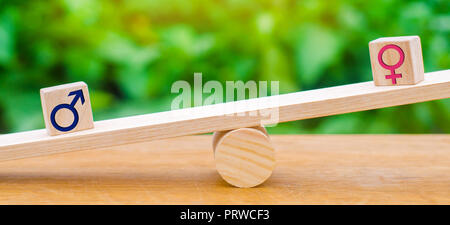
[40,82,94,136]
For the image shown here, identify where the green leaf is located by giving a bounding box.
[294,24,342,87]
[0,10,15,65]
[260,45,297,93]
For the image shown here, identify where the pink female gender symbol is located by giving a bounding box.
[377,44,405,84]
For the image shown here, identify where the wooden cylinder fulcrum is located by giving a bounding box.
[212,126,276,188]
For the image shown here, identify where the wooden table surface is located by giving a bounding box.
[0,135,449,205]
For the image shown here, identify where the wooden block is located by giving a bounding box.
[40,82,94,136]
[369,36,424,86]
[212,126,275,188]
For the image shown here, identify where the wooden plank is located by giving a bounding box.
[0,70,449,161]
[0,135,448,204]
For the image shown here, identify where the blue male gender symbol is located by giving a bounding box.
[50,89,85,132]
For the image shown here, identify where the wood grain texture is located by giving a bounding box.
[213,127,275,188]
[40,82,94,136]
[369,36,424,85]
[0,135,448,205]
[0,70,449,162]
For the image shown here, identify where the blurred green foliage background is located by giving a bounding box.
[0,0,448,134]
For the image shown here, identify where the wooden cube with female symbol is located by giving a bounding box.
[369,36,424,86]
[40,82,94,136]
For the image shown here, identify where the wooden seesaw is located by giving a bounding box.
[0,36,449,188]
[0,69,448,187]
